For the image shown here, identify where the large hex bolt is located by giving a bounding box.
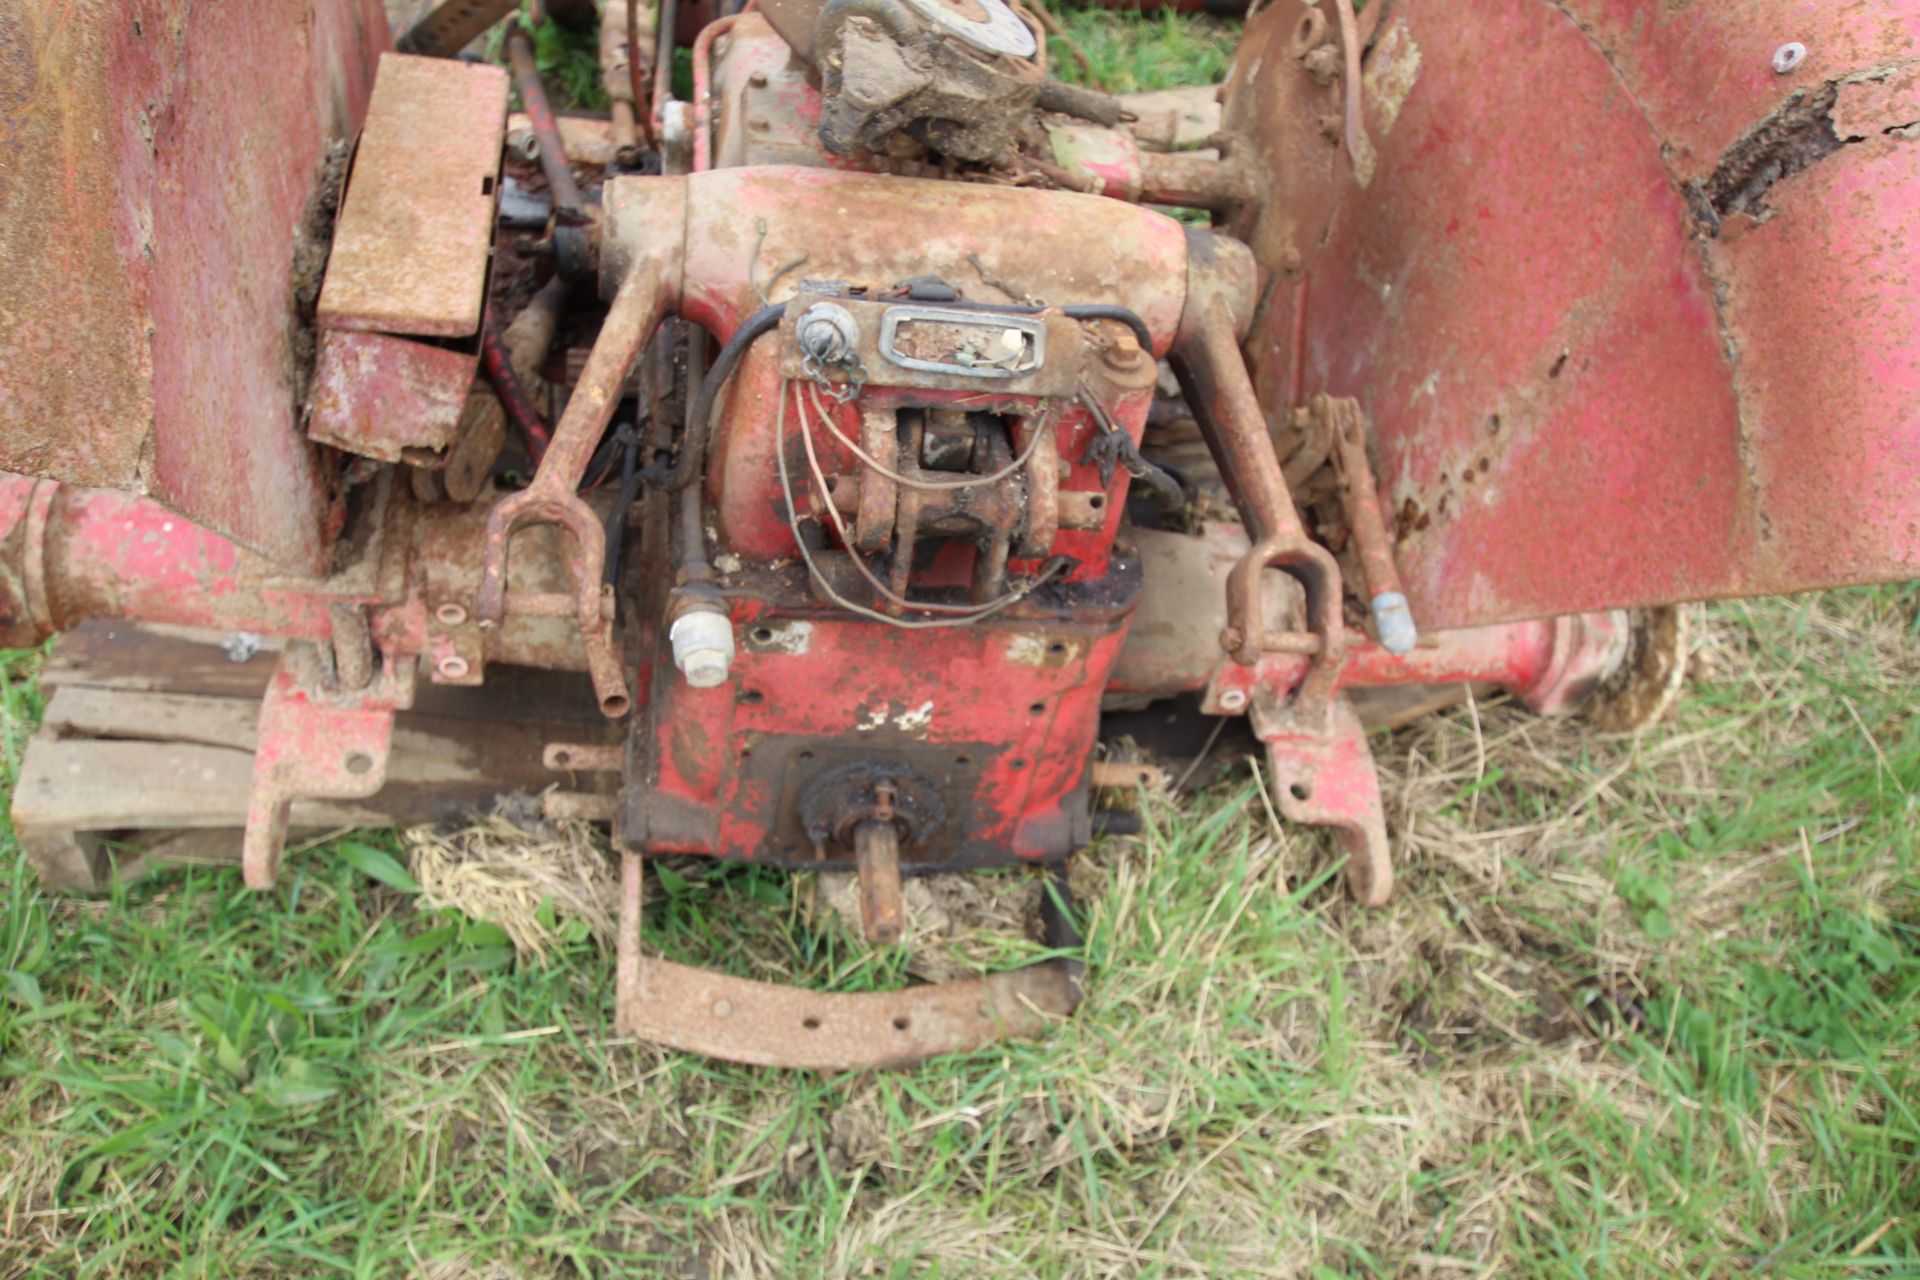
[669,607,735,688]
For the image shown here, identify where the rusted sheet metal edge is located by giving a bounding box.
[308,329,477,462]
[318,53,510,338]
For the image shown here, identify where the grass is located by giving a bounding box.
[1042,6,1239,95]
[6,9,1920,1278]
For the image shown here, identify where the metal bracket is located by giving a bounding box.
[241,643,416,889]
[613,851,1082,1069]
[1250,687,1393,906]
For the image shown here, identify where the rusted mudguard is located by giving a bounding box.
[0,1,391,574]
[1227,1,1920,630]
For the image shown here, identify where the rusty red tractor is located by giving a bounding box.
[2,0,1915,1069]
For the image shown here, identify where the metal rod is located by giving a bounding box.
[627,0,650,137]
[651,0,678,132]
[692,14,741,173]
[855,821,905,945]
[1322,396,1417,654]
[505,24,587,218]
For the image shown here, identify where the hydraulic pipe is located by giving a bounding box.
[505,24,587,218]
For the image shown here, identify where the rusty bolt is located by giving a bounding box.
[1102,329,1144,371]
[435,602,469,627]
[1278,247,1303,275]
[1318,115,1344,144]
[1302,44,1341,84]
[1771,41,1807,73]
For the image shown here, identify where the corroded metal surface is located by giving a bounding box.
[1170,232,1344,714]
[318,53,509,337]
[243,643,414,888]
[1,0,390,572]
[1251,690,1391,906]
[395,0,519,56]
[614,854,1076,1069]
[1229,0,1920,630]
[307,329,476,463]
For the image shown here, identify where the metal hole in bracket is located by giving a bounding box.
[1291,7,1328,55]
[552,749,572,767]
[802,1017,822,1030]
[344,751,375,776]
[892,1015,911,1031]
[1289,781,1312,802]
[751,626,775,644]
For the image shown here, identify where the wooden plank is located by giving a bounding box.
[42,621,608,726]
[43,687,261,751]
[18,620,626,889]
[12,739,372,830]
[40,621,279,699]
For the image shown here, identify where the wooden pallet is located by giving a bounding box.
[14,621,618,891]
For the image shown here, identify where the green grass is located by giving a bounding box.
[1045,7,1239,94]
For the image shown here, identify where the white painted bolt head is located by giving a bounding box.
[1219,688,1249,713]
[1772,41,1807,73]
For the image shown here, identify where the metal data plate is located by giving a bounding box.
[317,54,509,338]
[880,306,1046,380]
[777,297,1085,398]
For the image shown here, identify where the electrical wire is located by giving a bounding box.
[775,381,1068,629]
[802,380,1050,492]
[1074,384,1187,507]
[796,381,1038,615]
[1333,0,1373,178]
